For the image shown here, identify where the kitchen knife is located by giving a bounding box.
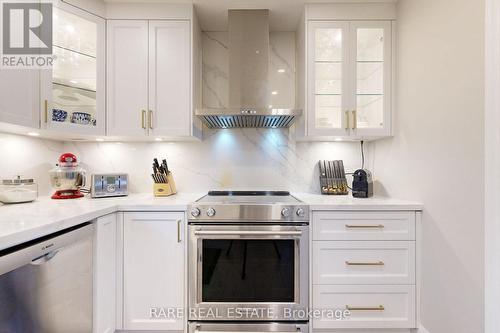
[162,159,169,174]
[153,158,161,172]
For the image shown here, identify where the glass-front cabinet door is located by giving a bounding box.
[307,21,350,136]
[307,20,392,138]
[41,2,105,135]
[351,21,392,136]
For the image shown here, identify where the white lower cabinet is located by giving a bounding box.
[94,213,117,333]
[312,211,419,332]
[313,241,415,285]
[313,285,416,330]
[122,212,185,331]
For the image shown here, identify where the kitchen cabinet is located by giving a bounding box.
[306,20,392,139]
[94,213,117,333]
[311,210,420,331]
[107,19,199,139]
[122,212,185,331]
[295,3,395,141]
[0,70,39,128]
[40,1,106,135]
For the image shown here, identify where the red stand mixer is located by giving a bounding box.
[49,153,86,199]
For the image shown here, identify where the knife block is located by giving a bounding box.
[153,172,177,197]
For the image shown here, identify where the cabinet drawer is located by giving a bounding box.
[313,211,415,241]
[313,241,415,285]
[313,285,416,329]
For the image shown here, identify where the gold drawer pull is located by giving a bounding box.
[345,110,350,130]
[149,110,153,129]
[345,260,385,266]
[141,110,147,129]
[345,224,385,229]
[346,305,385,311]
[44,100,48,123]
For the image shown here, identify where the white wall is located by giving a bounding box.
[370,0,485,332]
[485,0,500,331]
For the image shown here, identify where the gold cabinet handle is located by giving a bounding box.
[345,260,385,266]
[345,224,385,229]
[346,305,385,311]
[44,100,48,123]
[352,110,357,130]
[149,110,153,129]
[345,110,349,130]
[141,110,146,129]
[177,219,182,243]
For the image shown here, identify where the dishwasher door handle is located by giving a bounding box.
[30,250,60,265]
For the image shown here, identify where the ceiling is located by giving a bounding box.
[103,0,391,31]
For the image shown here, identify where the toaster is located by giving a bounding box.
[91,173,128,198]
[352,169,373,198]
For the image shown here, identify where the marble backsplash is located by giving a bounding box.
[202,31,296,109]
[0,131,364,195]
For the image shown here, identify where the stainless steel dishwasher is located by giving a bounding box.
[0,222,94,333]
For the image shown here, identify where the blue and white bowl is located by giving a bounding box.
[71,112,92,125]
[52,109,68,122]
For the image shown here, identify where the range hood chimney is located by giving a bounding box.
[196,9,302,129]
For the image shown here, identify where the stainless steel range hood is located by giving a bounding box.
[196,9,302,129]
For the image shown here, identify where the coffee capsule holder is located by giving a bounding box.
[318,160,349,195]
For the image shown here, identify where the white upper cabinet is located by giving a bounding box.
[350,21,392,137]
[297,2,396,141]
[40,2,105,135]
[107,19,199,139]
[149,20,191,137]
[0,70,39,128]
[307,21,350,137]
[106,20,149,137]
[307,20,392,139]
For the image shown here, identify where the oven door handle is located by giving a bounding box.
[195,330,301,333]
[193,230,302,236]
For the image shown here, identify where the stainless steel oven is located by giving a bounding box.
[188,223,309,321]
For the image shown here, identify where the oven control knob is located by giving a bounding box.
[281,207,291,218]
[190,208,201,218]
[206,207,216,217]
[296,208,306,217]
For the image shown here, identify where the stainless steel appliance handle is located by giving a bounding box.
[193,230,302,236]
[195,330,301,333]
[30,250,60,265]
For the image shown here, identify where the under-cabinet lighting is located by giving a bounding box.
[277,69,286,73]
[155,138,163,142]
[271,91,278,95]
[27,132,40,137]
[96,138,104,142]
[335,138,343,142]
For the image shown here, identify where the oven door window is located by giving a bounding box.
[201,239,295,302]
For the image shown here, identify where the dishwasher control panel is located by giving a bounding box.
[91,173,128,198]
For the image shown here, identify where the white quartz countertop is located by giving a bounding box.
[294,193,423,211]
[0,192,422,251]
